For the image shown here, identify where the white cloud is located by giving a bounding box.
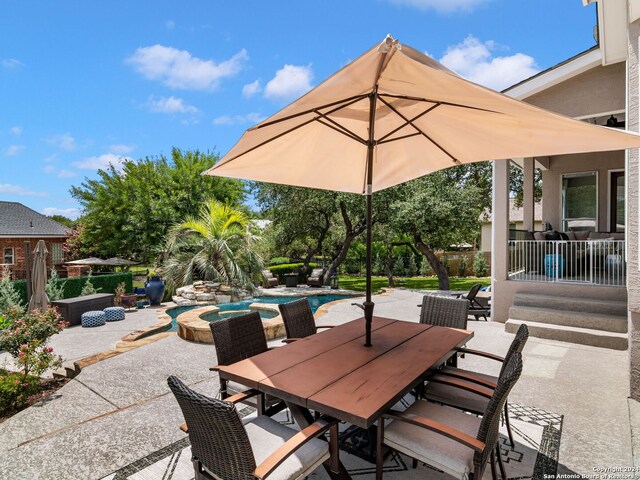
[73,153,130,171]
[58,169,77,178]
[0,184,47,197]
[242,80,261,98]
[2,58,24,70]
[213,112,265,126]
[387,0,490,13]
[110,143,135,154]
[47,132,77,151]
[5,144,25,156]
[43,165,56,174]
[264,65,313,102]
[439,35,539,91]
[126,45,248,90]
[147,95,199,114]
[42,207,80,219]
[165,20,175,30]
[10,126,22,136]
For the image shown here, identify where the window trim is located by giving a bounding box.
[561,171,599,232]
[3,247,15,265]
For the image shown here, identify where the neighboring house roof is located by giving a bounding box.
[480,199,542,224]
[0,201,70,237]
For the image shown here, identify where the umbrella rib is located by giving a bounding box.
[382,96,462,165]
[377,132,422,144]
[379,93,503,115]
[253,94,369,130]
[376,100,441,143]
[315,118,367,144]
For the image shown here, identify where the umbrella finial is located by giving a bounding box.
[378,34,400,53]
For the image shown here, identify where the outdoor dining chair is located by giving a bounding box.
[209,312,283,415]
[375,352,523,480]
[454,284,490,321]
[423,323,529,448]
[168,375,339,480]
[418,294,469,368]
[278,298,336,343]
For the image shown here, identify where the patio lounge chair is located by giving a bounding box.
[306,268,324,287]
[168,375,338,480]
[261,270,279,288]
[455,284,490,321]
[423,323,529,448]
[209,312,282,415]
[376,352,523,480]
[278,298,336,343]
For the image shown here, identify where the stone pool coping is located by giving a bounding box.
[175,293,364,344]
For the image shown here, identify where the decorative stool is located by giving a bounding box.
[103,306,125,322]
[81,310,107,328]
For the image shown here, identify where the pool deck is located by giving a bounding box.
[0,288,638,479]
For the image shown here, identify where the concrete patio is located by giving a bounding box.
[0,289,637,479]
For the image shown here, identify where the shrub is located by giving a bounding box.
[421,258,434,276]
[392,256,405,277]
[80,273,99,296]
[0,267,24,313]
[458,255,468,277]
[267,262,319,283]
[269,257,290,266]
[45,269,65,302]
[406,255,417,277]
[0,307,66,411]
[473,251,488,277]
[0,370,40,411]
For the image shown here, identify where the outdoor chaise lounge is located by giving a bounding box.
[376,352,523,480]
[423,323,529,448]
[454,284,490,321]
[306,268,324,287]
[168,375,338,480]
[261,269,279,288]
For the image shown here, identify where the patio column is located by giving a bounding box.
[491,160,510,321]
[523,157,535,232]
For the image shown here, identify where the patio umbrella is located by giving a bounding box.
[65,257,109,266]
[104,257,139,266]
[204,35,640,346]
[28,240,49,312]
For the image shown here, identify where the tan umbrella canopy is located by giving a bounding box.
[205,35,640,345]
[65,257,109,266]
[28,240,49,312]
[104,257,139,266]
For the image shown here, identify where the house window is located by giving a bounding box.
[3,247,14,265]
[562,172,597,231]
[51,243,63,264]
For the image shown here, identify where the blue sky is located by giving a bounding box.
[1,0,597,219]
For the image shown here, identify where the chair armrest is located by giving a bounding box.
[315,325,336,330]
[382,409,484,453]
[456,348,504,363]
[209,366,220,372]
[180,423,189,433]
[437,367,497,390]
[226,389,262,404]
[254,416,339,479]
[428,375,494,399]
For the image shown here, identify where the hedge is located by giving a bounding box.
[11,273,133,305]
[268,263,318,283]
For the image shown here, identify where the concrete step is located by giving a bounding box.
[52,362,81,379]
[508,305,627,333]
[512,293,627,316]
[505,319,628,350]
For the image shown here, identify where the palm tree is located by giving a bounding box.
[160,200,263,291]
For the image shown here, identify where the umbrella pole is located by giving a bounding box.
[364,189,374,347]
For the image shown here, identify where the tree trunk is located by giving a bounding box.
[414,234,449,290]
[385,243,395,287]
[301,211,330,276]
[323,201,367,285]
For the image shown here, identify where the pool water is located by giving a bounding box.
[167,294,360,331]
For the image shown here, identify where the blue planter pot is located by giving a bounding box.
[145,276,165,305]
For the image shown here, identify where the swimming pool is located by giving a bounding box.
[167,294,360,331]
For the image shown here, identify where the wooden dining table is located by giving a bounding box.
[217,316,473,479]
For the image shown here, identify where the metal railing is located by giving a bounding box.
[508,239,625,286]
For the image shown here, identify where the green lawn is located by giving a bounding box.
[337,275,490,292]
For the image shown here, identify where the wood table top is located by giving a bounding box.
[218,316,473,428]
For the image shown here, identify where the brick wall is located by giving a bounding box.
[0,238,67,279]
